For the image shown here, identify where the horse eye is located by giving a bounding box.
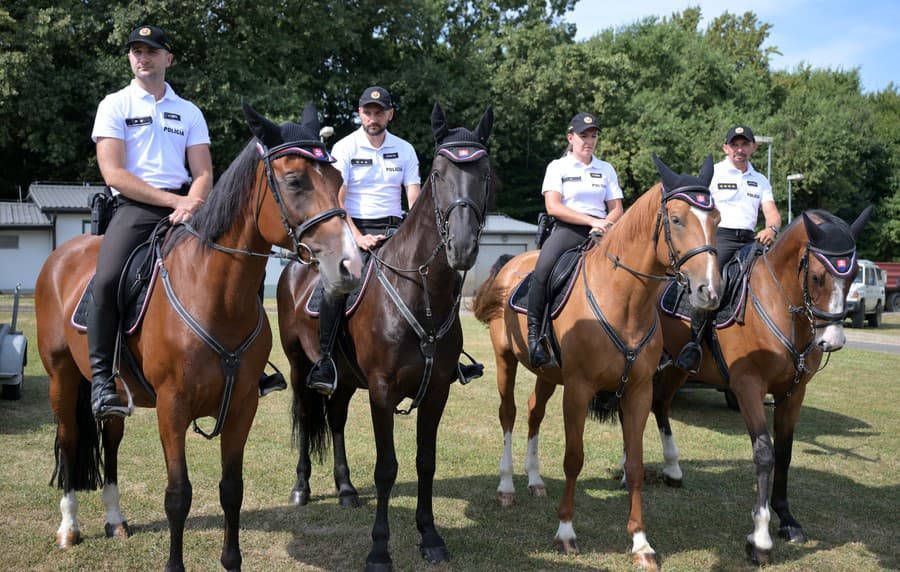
[670,215,682,226]
[283,173,310,190]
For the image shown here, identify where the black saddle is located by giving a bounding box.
[509,241,592,317]
[659,241,764,328]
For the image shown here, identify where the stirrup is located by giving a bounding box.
[306,356,337,396]
[529,338,556,370]
[91,373,134,420]
[259,371,287,397]
[457,350,483,385]
[674,342,702,375]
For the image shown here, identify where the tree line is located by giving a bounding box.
[2,1,897,259]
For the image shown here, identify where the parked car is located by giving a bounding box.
[846,259,885,328]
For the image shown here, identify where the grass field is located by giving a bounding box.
[1,299,898,571]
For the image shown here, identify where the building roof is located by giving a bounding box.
[0,202,52,227]
[28,183,105,212]
[483,213,538,234]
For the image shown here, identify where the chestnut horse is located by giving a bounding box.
[472,155,722,569]
[650,206,871,565]
[277,103,493,571]
[35,103,362,572]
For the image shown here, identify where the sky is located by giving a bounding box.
[564,0,898,93]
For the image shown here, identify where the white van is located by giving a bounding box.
[846,259,885,327]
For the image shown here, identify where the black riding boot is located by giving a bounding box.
[527,284,553,369]
[307,294,343,395]
[87,301,130,419]
[674,309,709,375]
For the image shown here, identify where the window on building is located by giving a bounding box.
[0,235,20,249]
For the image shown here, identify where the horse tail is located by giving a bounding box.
[472,254,515,323]
[49,379,104,491]
[291,385,332,463]
[588,390,620,424]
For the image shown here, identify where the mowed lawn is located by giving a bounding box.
[1,298,898,571]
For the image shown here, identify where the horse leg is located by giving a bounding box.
[415,385,452,564]
[101,417,131,539]
[219,400,257,572]
[496,350,518,507]
[366,398,398,572]
[328,384,360,507]
[652,366,688,487]
[772,384,808,544]
[621,388,658,570]
[288,356,320,507]
[554,384,592,556]
[525,376,555,497]
[735,387,776,566]
[157,408,193,572]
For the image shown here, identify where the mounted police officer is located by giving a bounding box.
[674,124,782,374]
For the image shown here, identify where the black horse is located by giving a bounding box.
[277,103,494,571]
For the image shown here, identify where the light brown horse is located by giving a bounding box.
[35,102,362,572]
[472,155,721,569]
[650,206,871,565]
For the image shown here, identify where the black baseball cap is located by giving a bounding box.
[725,125,755,144]
[126,25,172,52]
[567,112,599,134]
[359,86,392,109]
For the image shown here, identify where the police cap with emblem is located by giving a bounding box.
[359,86,393,109]
[126,25,173,52]
[725,125,755,144]
[567,112,599,134]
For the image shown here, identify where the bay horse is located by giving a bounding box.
[471,154,722,569]
[35,102,362,572]
[277,103,493,571]
[650,206,871,565]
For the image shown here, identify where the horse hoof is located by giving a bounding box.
[778,524,807,544]
[338,493,361,508]
[105,520,131,539]
[497,492,515,507]
[55,530,82,548]
[662,474,683,488]
[289,489,310,506]
[745,540,771,566]
[554,537,579,555]
[419,544,451,564]
[633,551,660,570]
[528,484,547,497]
[364,560,393,572]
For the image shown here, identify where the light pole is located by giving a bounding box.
[755,135,773,184]
[787,173,804,223]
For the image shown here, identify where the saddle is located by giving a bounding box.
[508,241,592,318]
[304,252,377,318]
[658,241,764,328]
[71,235,163,335]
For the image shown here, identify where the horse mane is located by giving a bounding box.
[166,139,260,253]
[597,182,662,258]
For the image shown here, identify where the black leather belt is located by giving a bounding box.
[163,184,191,196]
[717,227,756,241]
[353,216,403,227]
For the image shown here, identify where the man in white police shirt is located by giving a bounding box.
[88,25,213,419]
[305,86,422,394]
[674,124,782,374]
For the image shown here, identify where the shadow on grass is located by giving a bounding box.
[0,375,55,435]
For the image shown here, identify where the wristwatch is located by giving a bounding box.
[769,225,779,235]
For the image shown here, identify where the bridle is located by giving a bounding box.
[256,140,346,264]
[607,184,717,287]
[431,141,491,248]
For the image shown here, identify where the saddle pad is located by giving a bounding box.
[71,262,159,335]
[509,248,584,317]
[305,255,376,318]
[658,243,761,328]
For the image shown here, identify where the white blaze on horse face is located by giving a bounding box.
[498,432,515,496]
[693,207,719,296]
[816,276,848,350]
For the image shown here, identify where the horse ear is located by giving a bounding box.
[802,212,827,244]
[300,101,321,133]
[698,153,714,187]
[652,152,679,190]
[849,204,874,240]
[474,105,494,146]
[242,100,282,148]
[431,102,449,145]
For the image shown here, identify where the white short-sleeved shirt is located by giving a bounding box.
[710,159,774,230]
[541,153,623,219]
[91,80,210,193]
[331,128,420,219]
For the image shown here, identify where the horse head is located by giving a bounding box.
[793,205,873,350]
[652,153,721,310]
[242,101,362,295]
[428,102,494,270]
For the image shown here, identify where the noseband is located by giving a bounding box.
[258,140,347,264]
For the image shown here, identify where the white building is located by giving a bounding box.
[1,183,539,295]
